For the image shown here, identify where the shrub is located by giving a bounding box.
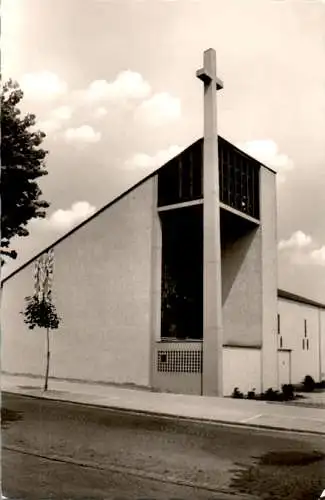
[247,389,256,399]
[303,375,316,392]
[282,384,295,401]
[261,388,281,401]
[232,387,244,399]
[232,386,298,402]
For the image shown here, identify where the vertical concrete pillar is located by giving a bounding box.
[149,176,162,387]
[319,309,325,382]
[197,48,224,396]
[260,167,278,391]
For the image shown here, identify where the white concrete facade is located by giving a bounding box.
[223,347,262,396]
[1,180,155,387]
[221,227,262,348]
[277,295,325,385]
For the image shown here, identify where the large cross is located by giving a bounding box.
[196,48,224,397]
[196,51,224,91]
[196,48,223,147]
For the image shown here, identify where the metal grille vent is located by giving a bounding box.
[157,350,202,373]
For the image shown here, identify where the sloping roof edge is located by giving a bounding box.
[0,163,158,286]
[1,136,275,285]
[278,288,325,310]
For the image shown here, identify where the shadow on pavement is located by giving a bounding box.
[230,449,325,500]
[1,407,23,429]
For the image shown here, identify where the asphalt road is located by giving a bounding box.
[3,448,233,500]
[2,393,325,500]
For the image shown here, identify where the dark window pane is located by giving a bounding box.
[160,205,203,340]
[158,138,260,219]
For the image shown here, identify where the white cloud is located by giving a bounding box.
[310,246,325,266]
[48,202,96,229]
[36,119,62,133]
[237,139,294,182]
[125,145,184,171]
[51,105,73,120]
[278,233,325,267]
[135,92,181,126]
[64,125,101,144]
[33,106,73,137]
[278,231,312,250]
[29,202,96,232]
[84,71,151,102]
[290,244,325,267]
[93,106,108,118]
[20,71,67,100]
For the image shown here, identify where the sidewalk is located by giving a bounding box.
[2,373,325,435]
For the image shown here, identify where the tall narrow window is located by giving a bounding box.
[304,319,307,337]
[277,314,280,335]
[160,205,203,340]
[307,339,309,350]
[279,336,283,348]
[302,338,305,350]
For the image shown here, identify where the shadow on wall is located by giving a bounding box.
[221,214,259,305]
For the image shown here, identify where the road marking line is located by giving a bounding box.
[240,414,263,423]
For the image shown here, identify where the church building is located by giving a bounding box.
[2,49,324,396]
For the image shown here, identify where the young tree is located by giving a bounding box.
[1,79,50,264]
[22,293,60,391]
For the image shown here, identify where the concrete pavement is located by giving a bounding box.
[2,373,325,435]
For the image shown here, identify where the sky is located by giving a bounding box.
[2,0,325,302]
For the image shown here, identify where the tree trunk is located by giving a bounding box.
[44,327,50,392]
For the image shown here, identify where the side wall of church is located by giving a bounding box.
[321,310,325,381]
[2,180,155,387]
[278,298,323,384]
